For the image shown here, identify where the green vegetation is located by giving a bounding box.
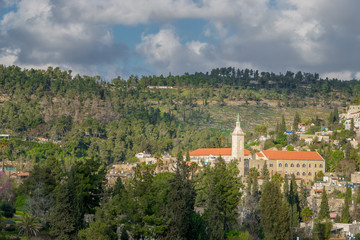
[2,65,360,238]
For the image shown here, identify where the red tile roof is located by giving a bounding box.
[17,172,29,177]
[256,152,264,157]
[188,148,250,156]
[261,150,323,161]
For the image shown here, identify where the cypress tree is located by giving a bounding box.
[261,162,270,182]
[251,168,259,197]
[293,112,301,131]
[318,187,330,219]
[341,184,352,223]
[299,180,308,210]
[341,198,351,223]
[290,204,300,227]
[260,180,290,240]
[283,175,289,200]
[288,174,299,208]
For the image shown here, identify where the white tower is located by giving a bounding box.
[232,114,245,175]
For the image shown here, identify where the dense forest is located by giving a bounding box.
[0,65,358,166]
[1,65,360,239]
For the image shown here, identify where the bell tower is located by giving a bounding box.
[232,114,245,175]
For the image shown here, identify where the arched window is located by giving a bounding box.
[285,163,288,167]
[279,163,282,167]
[291,163,294,167]
[309,164,311,167]
[297,163,300,167]
[319,164,323,168]
[315,164,317,168]
[308,172,312,176]
[302,172,305,176]
[302,164,306,167]
[297,172,300,176]
[270,164,273,167]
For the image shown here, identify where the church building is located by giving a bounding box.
[188,115,325,182]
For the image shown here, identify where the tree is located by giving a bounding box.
[17,213,42,237]
[293,112,301,131]
[49,170,82,239]
[164,152,196,239]
[0,138,9,171]
[313,218,332,240]
[341,184,352,223]
[260,180,290,240]
[283,175,289,200]
[318,187,330,219]
[205,158,242,240]
[299,180,308,210]
[261,162,269,181]
[300,207,313,231]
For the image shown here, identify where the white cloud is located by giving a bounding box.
[1,0,360,79]
[0,0,128,77]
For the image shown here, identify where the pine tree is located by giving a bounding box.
[318,187,330,219]
[49,170,82,239]
[205,158,242,240]
[164,152,196,240]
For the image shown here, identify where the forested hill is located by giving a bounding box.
[0,65,357,166]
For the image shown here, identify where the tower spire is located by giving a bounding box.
[237,113,240,122]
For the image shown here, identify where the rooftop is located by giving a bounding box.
[261,150,324,161]
[188,148,250,156]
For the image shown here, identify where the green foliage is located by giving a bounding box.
[260,180,290,240]
[300,207,313,224]
[226,231,253,240]
[163,154,197,240]
[313,218,332,240]
[204,158,243,240]
[0,201,15,218]
[17,213,42,237]
[318,187,330,220]
[286,145,294,151]
[49,170,83,239]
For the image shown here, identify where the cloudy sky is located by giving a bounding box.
[0,0,359,80]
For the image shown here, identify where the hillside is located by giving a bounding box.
[0,65,356,168]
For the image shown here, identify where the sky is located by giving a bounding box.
[0,0,360,80]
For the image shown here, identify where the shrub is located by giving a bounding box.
[0,201,16,218]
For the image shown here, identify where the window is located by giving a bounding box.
[297,163,300,167]
[315,164,317,168]
[302,164,306,167]
[308,172,312,176]
[279,163,282,167]
[309,164,311,167]
[302,172,305,176]
[291,163,294,167]
[319,164,323,168]
[270,164,273,167]
[285,163,288,167]
[297,172,300,176]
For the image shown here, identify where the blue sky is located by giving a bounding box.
[1,0,360,80]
